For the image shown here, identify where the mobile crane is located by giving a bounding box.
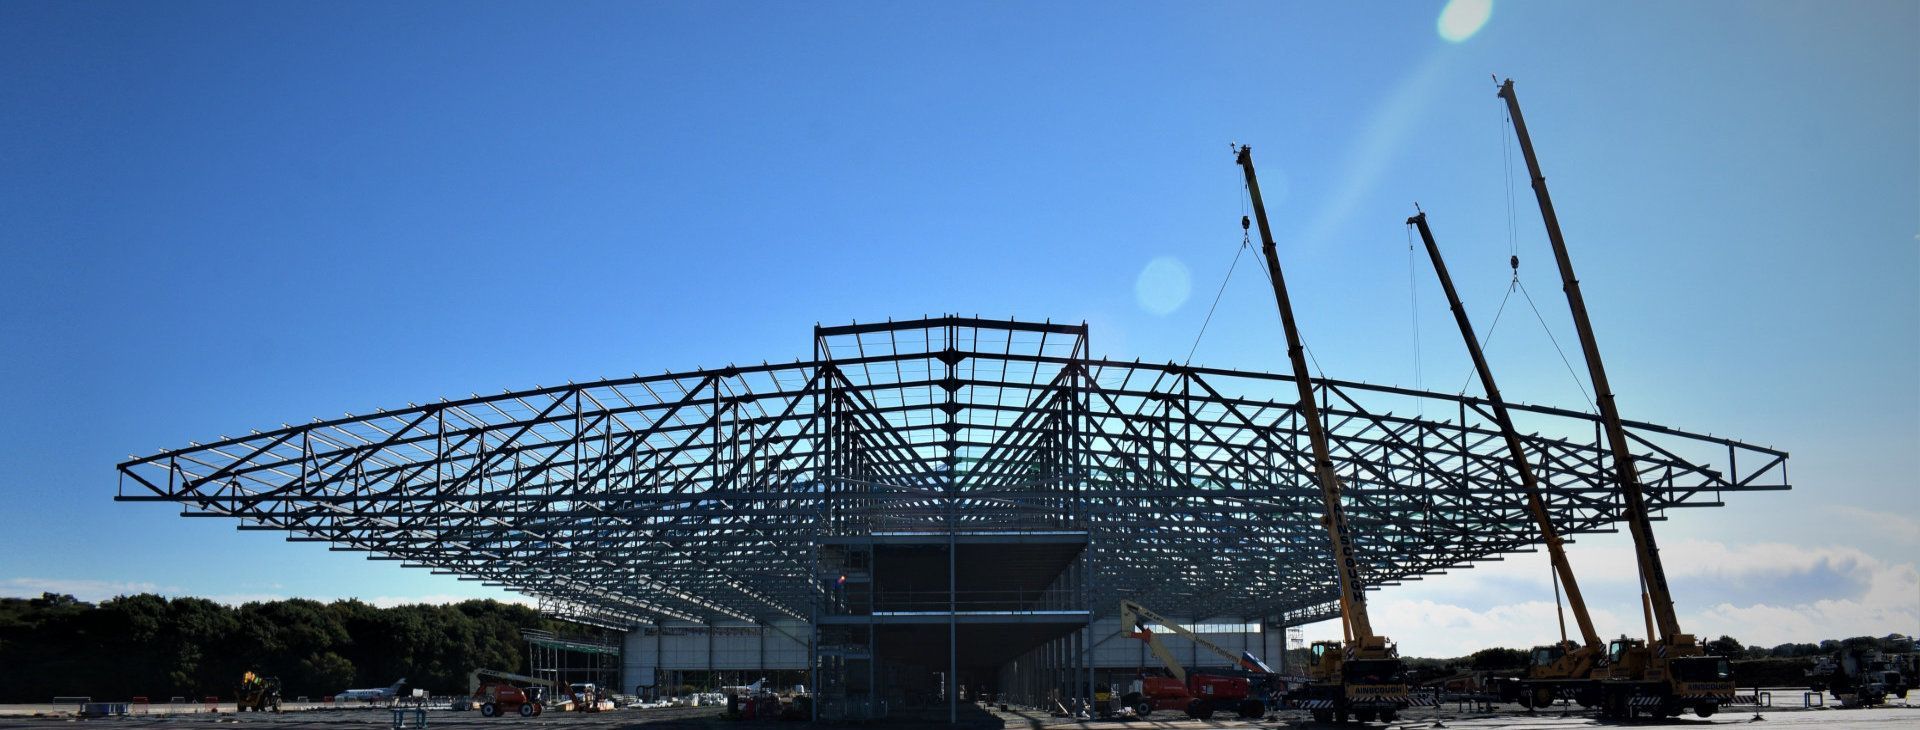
[1407,211,1605,710]
[1498,78,1735,719]
[1117,599,1272,720]
[1238,145,1412,724]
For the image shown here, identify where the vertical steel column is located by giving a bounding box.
[949,504,958,724]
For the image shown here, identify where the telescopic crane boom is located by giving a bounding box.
[1406,211,1601,650]
[1235,145,1375,644]
[1495,78,1681,644]
[1494,79,1737,721]
[1239,145,1410,725]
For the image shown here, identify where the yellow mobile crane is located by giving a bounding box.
[1408,211,1605,709]
[1238,146,1412,725]
[1498,78,1735,719]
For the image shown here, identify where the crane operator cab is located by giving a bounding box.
[1602,637,1650,680]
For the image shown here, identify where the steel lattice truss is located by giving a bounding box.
[117,317,1788,628]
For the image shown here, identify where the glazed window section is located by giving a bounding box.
[1672,657,1731,681]
[1532,646,1564,667]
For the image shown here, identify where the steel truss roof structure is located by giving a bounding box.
[117,316,1788,629]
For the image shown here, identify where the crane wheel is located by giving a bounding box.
[1355,709,1377,722]
[1237,699,1264,718]
[1694,703,1717,718]
[1381,710,1398,722]
[1132,701,1152,719]
[480,703,499,717]
[518,703,534,717]
[1531,687,1555,708]
[1312,709,1331,723]
[1185,700,1212,719]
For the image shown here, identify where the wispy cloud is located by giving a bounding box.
[0,577,180,601]
[0,577,534,610]
[1310,536,1920,655]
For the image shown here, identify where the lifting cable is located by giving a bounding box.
[1406,220,1423,418]
[1453,105,1596,412]
[1183,200,1251,367]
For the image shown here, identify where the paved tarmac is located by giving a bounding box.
[0,701,1914,730]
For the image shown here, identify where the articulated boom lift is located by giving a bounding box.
[1499,78,1735,719]
[1239,145,1411,725]
[1408,212,1604,708]
[1117,600,1271,720]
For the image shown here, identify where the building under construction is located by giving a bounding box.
[117,313,1789,721]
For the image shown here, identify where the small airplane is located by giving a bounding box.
[336,678,407,702]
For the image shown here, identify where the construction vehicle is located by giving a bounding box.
[235,671,281,712]
[1408,210,1606,711]
[1809,649,1914,706]
[1116,599,1271,720]
[1497,78,1735,719]
[567,682,613,712]
[1238,146,1412,725]
[462,669,555,717]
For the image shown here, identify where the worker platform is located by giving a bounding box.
[116,316,1791,722]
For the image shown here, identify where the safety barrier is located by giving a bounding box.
[131,696,150,715]
[389,707,427,730]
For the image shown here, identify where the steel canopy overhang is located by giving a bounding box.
[115,316,1789,628]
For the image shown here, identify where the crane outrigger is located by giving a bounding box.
[1498,78,1735,719]
[1238,145,1411,725]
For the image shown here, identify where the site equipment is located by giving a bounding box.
[1408,210,1604,710]
[1238,145,1411,724]
[235,672,281,713]
[1117,599,1270,719]
[463,669,554,718]
[1808,649,1914,706]
[1498,77,1735,719]
[566,683,609,712]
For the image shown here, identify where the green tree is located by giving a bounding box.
[1468,647,1527,671]
[1704,635,1745,657]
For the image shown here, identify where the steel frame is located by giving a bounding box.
[116,316,1788,628]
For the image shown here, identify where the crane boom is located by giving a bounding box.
[1407,211,1601,649]
[1236,145,1374,641]
[469,669,559,695]
[1496,78,1682,642]
[1122,600,1273,680]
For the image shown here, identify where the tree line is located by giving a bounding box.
[1397,634,1916,687]
[0,592,576,703]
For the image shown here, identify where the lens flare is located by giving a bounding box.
[1437,0,1493,43]
[1135,256,1191,316]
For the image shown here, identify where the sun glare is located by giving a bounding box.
[1135,256,1192,316]
[1437,0,1493,43]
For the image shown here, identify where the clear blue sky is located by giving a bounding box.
[2,1,1914,653]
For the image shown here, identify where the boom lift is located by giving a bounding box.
[1238,145,1411,724]
[1498,78,1735,719]
[1408,211,1605,709]
[1118,599,1271,719]
[463,669,555,718]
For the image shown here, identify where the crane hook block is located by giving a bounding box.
[1241,215,1250,231]
[1510,255,1519,271]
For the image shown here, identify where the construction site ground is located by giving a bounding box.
[0,696,1916,730]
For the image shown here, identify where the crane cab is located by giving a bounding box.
[1305,640,1345,681]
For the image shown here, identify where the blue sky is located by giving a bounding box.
[1,1,1914,655]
